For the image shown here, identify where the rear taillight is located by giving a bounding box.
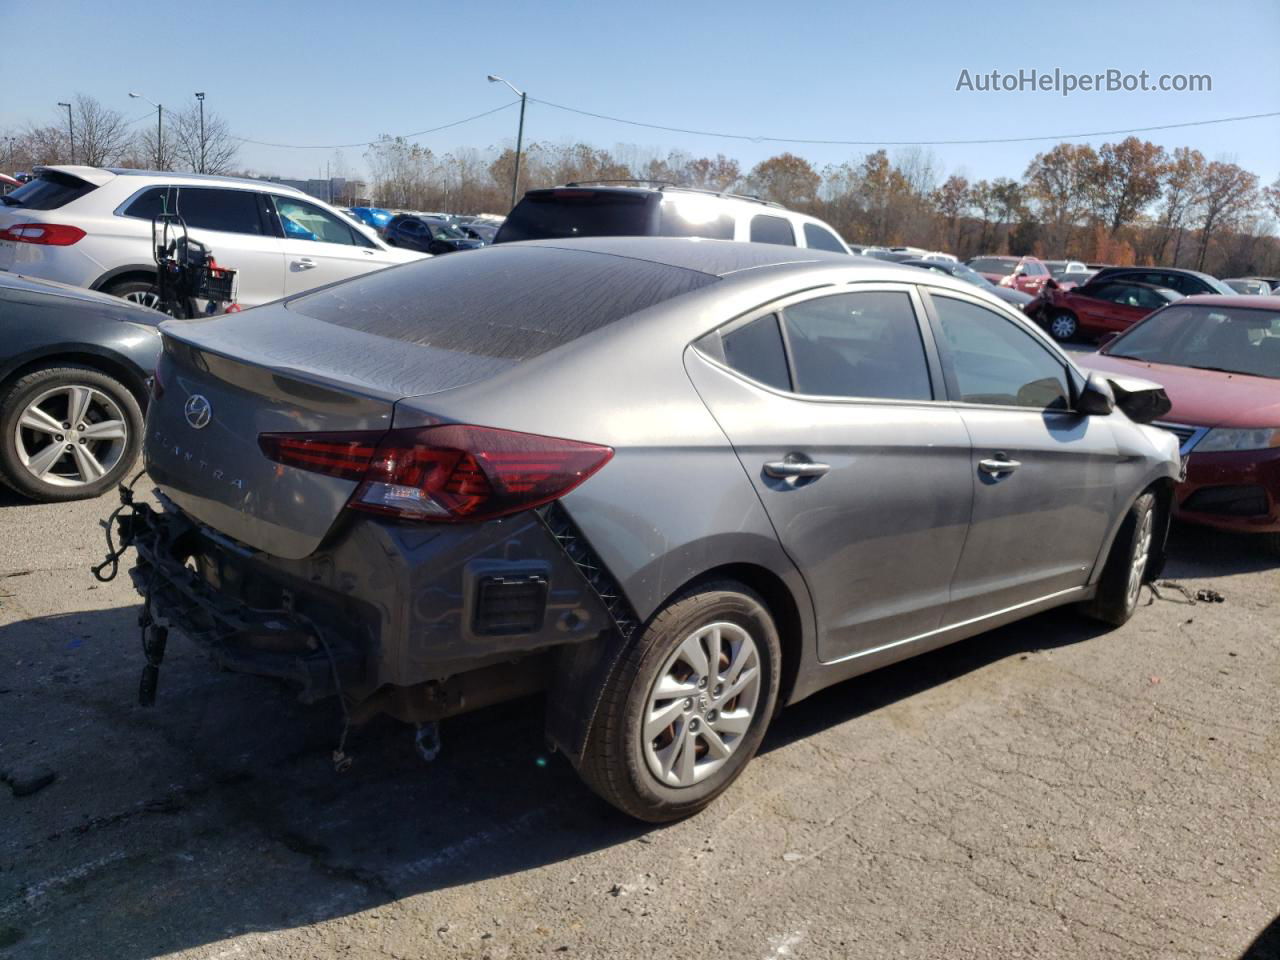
[258,424,613,522]
[0,223,86,246]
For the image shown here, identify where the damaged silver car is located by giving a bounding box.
[116,238,1181,821]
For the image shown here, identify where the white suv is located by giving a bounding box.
[493,183,852,253]
[0,166,425,308]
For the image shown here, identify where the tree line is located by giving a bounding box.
[4,94,240,177]
[6,95,1278,277]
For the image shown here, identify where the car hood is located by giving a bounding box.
[1080,352,1280,428]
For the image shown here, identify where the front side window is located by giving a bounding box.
[177,187,266,235]
[931,294,1070,410]
[274,196,371,246]
[803,223,846,253]
[749,215,795,246]
[781,291,932,400]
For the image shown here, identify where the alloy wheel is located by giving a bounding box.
[1050,314,1076,340]
[123,289,161,309]
[642,621,762,788]
[1126,508,1153,608]
[13,384,129,487]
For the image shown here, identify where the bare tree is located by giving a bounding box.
[69,94,132,167]
[1193,160,1259,270]
[169,104,240,175]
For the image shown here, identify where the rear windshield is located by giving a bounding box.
[969,258,1017,276]
[494,190,654,243]
[0,171,97,210]
[287,245,716,360]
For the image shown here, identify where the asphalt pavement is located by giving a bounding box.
[0,482,1276,960]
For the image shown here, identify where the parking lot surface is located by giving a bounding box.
[1,485,1276,960]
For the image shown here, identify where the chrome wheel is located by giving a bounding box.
[13,385,128,487]
[1126,507,1153,608]
[123,289,160,309]
[1050,313,1077,340]
[642,621,761,788]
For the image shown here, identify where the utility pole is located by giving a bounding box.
[487,75,527,211]
[194,92,206,173]
[57,102,73,164]
[129,93,164,169]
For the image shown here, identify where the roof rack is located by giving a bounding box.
[558,180,784,209]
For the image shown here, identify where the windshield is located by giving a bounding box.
[1107,304,1280,380]
[969,258,1017,276]
[1,171,97,209]
[494,190,653,242]
[951,264,995,288]
[426,220,467,239]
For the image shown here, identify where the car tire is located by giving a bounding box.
[577,581,781,822]
[0,365,144,502]
[1082,491,1157,626]
[106,278,161,311]
[1259,533,1280,558]
[1048,310,1078,342]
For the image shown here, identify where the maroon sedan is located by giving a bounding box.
[1030,278,1182,342]
[1081,296,1280,551]
[966,255,1052,295]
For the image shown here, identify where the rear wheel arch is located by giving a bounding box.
[91,265,158,293]
[0,350,150,411]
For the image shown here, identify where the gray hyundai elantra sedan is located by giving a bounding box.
[122,237,1181,821]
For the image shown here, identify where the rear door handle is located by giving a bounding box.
[979,455,1022,476]
[764,460,830,479]
[295,258,317,270]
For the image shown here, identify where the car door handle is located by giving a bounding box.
[978,456,1022,476]
[764,460,830,478]
[294,258,317,270]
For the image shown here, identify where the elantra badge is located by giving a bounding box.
[184,394,212,430]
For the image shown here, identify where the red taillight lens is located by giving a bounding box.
[259,424,613,522]
[258,432,381,481]
[0,223,86,245]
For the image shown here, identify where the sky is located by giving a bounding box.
[4,0,1278,187]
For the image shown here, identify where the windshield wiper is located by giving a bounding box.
[1187,364,1243,374]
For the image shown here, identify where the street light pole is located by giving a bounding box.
[57,102,73,164]
[129,93,163,169]
[487,75,526,210]
[194,92,205,173]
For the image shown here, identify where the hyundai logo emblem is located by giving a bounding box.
[184,394,212,430]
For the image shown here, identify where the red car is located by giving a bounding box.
[1081,295,1280,551]
[1029,278,1183,342]
[966,255,1052,295]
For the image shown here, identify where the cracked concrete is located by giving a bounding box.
[0,486,1276,959]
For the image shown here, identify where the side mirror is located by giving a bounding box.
[1105,373,1173,424]
[1077,372,1116,416]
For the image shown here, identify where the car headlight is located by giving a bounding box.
[1194,428,1280,452]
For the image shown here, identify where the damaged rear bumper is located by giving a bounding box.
[119,491,619,718]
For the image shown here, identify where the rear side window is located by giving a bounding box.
[289,245,717,360]
[781,291,932,400]
[495,190,654,243]
[2,171,97,211]
[658,202,735,240]
[803,223,846,253]
[178,188,266,235]
[721,314,791,391]
[749,215,795,246]
[121,186,176,220]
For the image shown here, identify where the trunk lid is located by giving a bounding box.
[145,302,518,559]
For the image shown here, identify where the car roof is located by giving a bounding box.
[968,255,1021,261]
[1096,265,1217,281]
[35,165,312,198]
[513,236,853,277]
[900,258,960,270]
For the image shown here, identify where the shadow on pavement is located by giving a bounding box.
[1239,913,1280,959]
[0,524,1269,958]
